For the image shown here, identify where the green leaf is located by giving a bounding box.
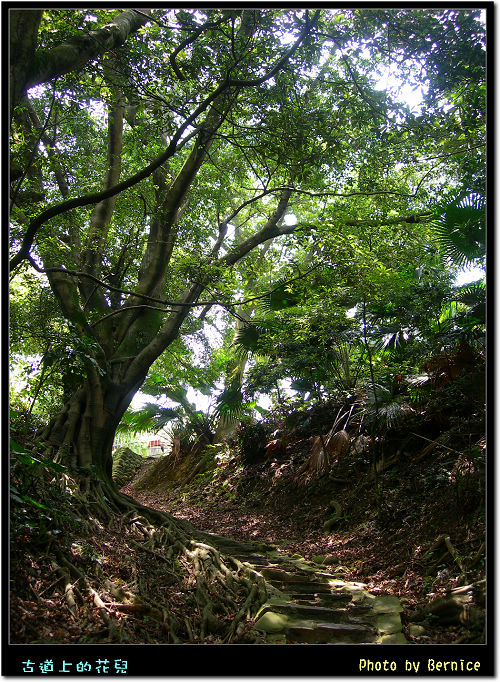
[10,438,27,454]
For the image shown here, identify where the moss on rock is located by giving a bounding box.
[112,447,144,489]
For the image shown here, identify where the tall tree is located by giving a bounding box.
[9,8,485,510]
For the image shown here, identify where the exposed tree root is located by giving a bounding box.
[10,463,269,644]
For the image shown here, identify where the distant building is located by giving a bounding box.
[148,439,166,456]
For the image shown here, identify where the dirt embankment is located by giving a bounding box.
[122,428,485,644]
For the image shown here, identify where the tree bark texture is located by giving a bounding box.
[9,10,43,119]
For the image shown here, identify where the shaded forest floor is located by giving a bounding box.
[10,406,486,646]
[122,427,486,645]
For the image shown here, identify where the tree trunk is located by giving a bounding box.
[9,10,43,119]
[40,374,142,488]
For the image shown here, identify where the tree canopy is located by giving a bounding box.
[9,7,485,477]
[8,6,487,658]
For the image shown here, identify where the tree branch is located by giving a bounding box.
[10,11,319,272]
[25,9,152,93]
[27,208,432,307]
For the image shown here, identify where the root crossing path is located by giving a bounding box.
[182,524,406,644]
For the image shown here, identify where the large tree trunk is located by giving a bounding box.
[39,376,140,486]
[27,367,269,646]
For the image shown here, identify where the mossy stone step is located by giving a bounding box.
[257,567,313,582]
[287,621,378,644]
[373,611,403,635]
[292,592,354,610]
[231,544,405,644]
[258,602,356,623]
[377,632,408,644]
[254,611,377,644]
[231,554,270,565]
[269,580,343,594]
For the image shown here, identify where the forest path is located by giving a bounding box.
[218,541,405,644]
[122,482,407,644]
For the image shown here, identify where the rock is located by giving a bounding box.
[112,447,144,488]
[409,624,427,637]
[411,593,471,625]
[323,517,340,532]
[255,611,289,633]
[324,556,339,565]
[266,633,287,643]
[378,632,407,644]
[311,555,326,565]
[371,594,402,613]
[374,612,402,634]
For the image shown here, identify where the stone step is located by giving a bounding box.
[258,602,353,623]
[254,610,378,644]
[287,621,378,644]
[292,593,353,609]
[231,554,270,564]
[234,546,405,644]
[257,567,313,582]
[269,580,342,594]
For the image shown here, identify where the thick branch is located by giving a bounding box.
[23,9,152,96]
[221,189,293,267]
[122,190,292,385]
[78,85,125,325]
[30,210,432,308]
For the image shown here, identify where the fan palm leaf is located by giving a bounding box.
[214,384,246,427]
[232,320,276,359]
[432,194,485,269]
[117,403,179,434]
[454,281,485,324]
[364,391,412,430]
[256,278,300,313]
[326,340,361,391]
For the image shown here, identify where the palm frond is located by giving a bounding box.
[381,329,410,351]
[327,341,360,390]
[432,194,485,268]
[454,281,485,305]
[232,320,276,359]
[257,279,300,313]
[364,394,412,429]
[214,384,244,419]
[376,399,413,429]
[233,323,259,348]
[117,403,179,434]
[367,384,392,406]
